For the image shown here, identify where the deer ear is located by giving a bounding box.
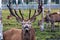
[30,17,36,22]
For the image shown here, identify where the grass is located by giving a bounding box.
[2,9,60,40]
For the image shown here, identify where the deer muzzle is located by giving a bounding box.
[24,26,29,33]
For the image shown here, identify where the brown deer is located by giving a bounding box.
[38,11,60,31]
[3,2,42,40]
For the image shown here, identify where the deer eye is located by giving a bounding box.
[28,23,31,24]
[22,23,25,25]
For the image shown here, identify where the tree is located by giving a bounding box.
[56,0,59,4]
[12,0,16,4]
[44,0,48,4]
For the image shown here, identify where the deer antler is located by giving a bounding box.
[7,0,23,22]
[14,9,22,19]
[28,10,36,22]
[7,5,16,17]
[19,9,24,20]
[29,0,42,22]
[30,10,36,19]
[38,0,43,13]
[29,9,31,19]
[33,0,42,17]
[30,7,42,20]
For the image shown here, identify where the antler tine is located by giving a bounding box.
[29,9,31,19]
[30,10,36,19]
[7,5,16,17]
[30,1,42,20]
[32,10,36,17]
[14,9,22,19]
[7,0,23,22]
[9,0,12,6]
[7,0,17,17]
[19,9,24,20]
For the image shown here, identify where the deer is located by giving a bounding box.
[3,1,42,39]
[38,10,60,31]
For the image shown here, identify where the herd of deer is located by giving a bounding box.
[3,1,60,40]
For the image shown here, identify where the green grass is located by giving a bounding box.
[2,9,60,40]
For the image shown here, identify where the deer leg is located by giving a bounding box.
[58,22,59,27]
[51,22,55,32]
[58,22,60,31]
[46,21,50,29]
[59,22,60,31]
[48,22,50,30]
[46,22,49,29]
[49,21,51,27]
[58,22,59,26]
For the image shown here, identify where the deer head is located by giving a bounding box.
[7,3,42,33]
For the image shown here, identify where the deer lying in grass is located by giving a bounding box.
[3,3,42,40]
[38,11,60,31]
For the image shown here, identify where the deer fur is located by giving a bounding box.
[44,12,60,23]
[38,12,60,31]
[3,28,35,40]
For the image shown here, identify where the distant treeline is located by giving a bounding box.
[44,0,59,4]
[12,0,60,4]
[2,0,60,4]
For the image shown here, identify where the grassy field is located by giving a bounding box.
[2,9,60,40]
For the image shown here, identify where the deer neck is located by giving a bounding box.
[22,29,31,40]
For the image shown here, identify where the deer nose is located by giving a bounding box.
[25,26,29,28]
[24,26,29,33]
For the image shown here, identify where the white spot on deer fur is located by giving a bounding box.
[57,12,60,14]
